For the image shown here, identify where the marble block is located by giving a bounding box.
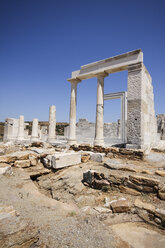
[49,152,81,169]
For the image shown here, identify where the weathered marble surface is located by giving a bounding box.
[31,118,39,142]
[48,105,56,143]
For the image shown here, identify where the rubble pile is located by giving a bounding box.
[0,141,165,247]
[83,169,165,201]
[70,145,144,160]
[83,170,165,229]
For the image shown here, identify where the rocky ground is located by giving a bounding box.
[0,141,165,248]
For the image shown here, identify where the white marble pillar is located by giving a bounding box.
[31,118,39,142]
[48,105,56,143]
[17,115,24,140]
[68,79,81,145]
[120,92,127,143]
[94,74,106,146]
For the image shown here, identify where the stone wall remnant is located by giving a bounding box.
[64,118,121,145]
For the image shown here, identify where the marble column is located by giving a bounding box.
[17,115,24,140]
[120,92,127,143]
[31,118,39,142]
[94,74,106,146]
[48,105,56,143]
[68,79,81,145]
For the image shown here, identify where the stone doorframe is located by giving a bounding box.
[104,91,127,144]
[67,49,157,149]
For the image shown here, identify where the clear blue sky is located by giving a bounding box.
[0,0,165,123]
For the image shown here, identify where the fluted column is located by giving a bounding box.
[17,115,24,140]
[31,118,39,142]
[68,79,81,145]
[94,74,107,146]
[48,105,56,143]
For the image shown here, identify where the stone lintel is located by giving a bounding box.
[69,49,143,81]
[82,49,142,69]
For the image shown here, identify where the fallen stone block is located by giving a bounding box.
[126,177,155,194]
[129,175,160,187]
[119,185,141,196]
[90,153,105,162]
[93,178,110,190]
[134,199,155,213]
[126,180,143,192]
[142,185,154,193]
[155,170,165,177]
[14,160,31,168]
[109,174,127,185]
[110,199,131,213]
[45,152,81,169]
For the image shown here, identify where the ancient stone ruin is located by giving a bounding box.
[3,105,56,143]
[67,49,165,150]
[3,50,165,151]
[1,50,165,247]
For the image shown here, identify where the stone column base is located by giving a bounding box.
[93,139,104,146]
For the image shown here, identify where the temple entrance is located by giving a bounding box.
[104,91,127,145]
